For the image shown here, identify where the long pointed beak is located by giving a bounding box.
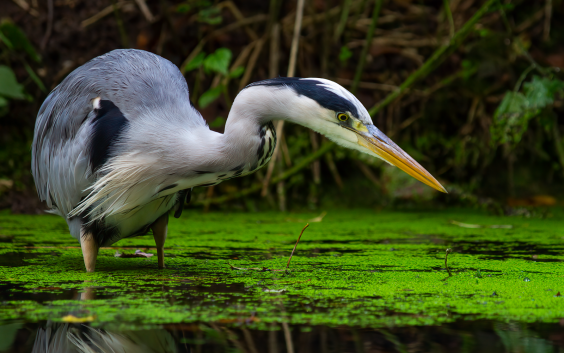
[356,125,447,193]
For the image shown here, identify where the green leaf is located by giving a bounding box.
[491,76,564,146]
[0,66,25,100]
[203,48,232,75]
[209,116,226,128]
[0,19,41,63]
[184,52,206,72]
[523,76,564,109]
[461,59,478,80]
[176,4,191,13]
[339,46,352,63]
[198,86,223,108]
[228,66,244,79]
[0,96,8,116]
[198,7,222,25]
[491,92,528,145]
[495,91,527,117]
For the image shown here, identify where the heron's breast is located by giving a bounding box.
[96,194,178,246]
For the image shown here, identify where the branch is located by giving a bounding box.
[443,0,455,39]
[351,0,383,94]
[367,0,496,116]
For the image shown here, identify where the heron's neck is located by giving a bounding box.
[199,85,315,174]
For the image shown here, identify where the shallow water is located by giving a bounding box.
[1,208,564,352]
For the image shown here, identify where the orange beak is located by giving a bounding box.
[356,125,447,193]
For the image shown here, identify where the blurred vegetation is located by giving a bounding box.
[0,0,563,214]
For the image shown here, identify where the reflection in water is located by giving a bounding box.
[0,320,561,353]
[80,282,96,301]
[31,322,176,353]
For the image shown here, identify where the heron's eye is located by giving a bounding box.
[337,113,349,122]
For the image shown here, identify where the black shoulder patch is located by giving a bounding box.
[245,77,359,118]
[90,100,129,171]
[158,183,178,193]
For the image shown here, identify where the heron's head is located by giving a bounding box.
[243,77,446,193]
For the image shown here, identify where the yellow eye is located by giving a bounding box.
[337,113,348,122]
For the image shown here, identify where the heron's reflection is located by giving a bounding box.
[31,322,177,353]
[79,281,96,301]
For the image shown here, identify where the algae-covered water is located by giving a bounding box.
[1,208,564,352]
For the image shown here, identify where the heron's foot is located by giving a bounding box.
[151,213,169,270]
[80,233,99,273]
[157,247,166,269]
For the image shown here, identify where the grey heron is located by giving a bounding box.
[32,49,446,272]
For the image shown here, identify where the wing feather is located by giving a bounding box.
[32,49,206,219]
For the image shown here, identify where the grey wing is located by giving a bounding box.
[31,49,205,217]
[31,82,96,216]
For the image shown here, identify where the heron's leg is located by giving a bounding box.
[80,229,99,273]
[151,213,169,269]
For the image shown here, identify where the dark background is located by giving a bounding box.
[1,0,563,213]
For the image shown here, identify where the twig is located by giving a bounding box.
[40,0,53,51]
[496,0,512,35]
[23,61,46,92]
[286,223,309,270]
[218,1,258,41]
[155,23,167,56]
[513,65,535,92]
[134,0,154,22]
[180,14,268,73]
[367,0,497,116]
[241,327,259,353]
[261,0,305,196]
[445,248,452,276]
[276,156,286,211]
[198,142,335,206]
[514,8,544,33]
[443,0,455,38]
[287,0,363,30]
[228,223,309,273]
[309,131,321,184]
[282,322,294,353]
[335,77,399,92]
[355,161,381,189]
[390,113,422,137]
[351,0,383,94]
[280,132,292,167]
[238,36,267,90]
[552,116,564,180]
[111,0,130,48]
[269,23,281,78]
[81,1,132,28]
[10,0,39,17]
[219,40,257,90]
[347,36,438,49]
[287,0,305,78]
[221,327,248,353]
[543,0,552,42]
[324,152,343,190]
[449,220,512,229]
[334,0,353,42]
[203,185,215,213]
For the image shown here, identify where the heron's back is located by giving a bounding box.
[31,49,204,236]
